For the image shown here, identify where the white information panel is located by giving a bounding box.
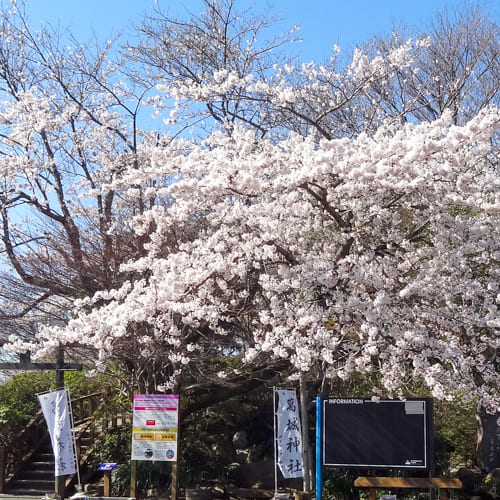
[132,394,179,461]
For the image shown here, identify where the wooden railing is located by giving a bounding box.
[71,391,105,426]
[66,393,132,494]
[0,390,106,493]
[0,408,46,492]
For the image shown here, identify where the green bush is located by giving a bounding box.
[0,372,53,416]
[0,370,115,446]
[86,426,132,471]
[0,371,54,445]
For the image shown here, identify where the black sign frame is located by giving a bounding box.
[322,398,433,470]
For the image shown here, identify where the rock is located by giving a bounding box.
[233,431,249,449]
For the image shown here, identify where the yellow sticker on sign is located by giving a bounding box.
[155,433,176,441]
[134,432,155,440]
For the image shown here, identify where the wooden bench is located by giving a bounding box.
[354,476,463,500]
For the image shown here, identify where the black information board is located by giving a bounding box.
[323,398,432,470]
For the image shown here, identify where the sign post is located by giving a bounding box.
[129,460,137,499]
[315,397,322,500]
[98,463,117,496]
[131,394,179,499]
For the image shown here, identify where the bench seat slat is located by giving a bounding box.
[354,477,463,489]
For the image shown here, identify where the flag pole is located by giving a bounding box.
[66,389,82,493]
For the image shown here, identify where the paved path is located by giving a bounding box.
[0,496,41,500]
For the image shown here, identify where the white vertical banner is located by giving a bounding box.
[38,389,76,476]
[275,388,304,478]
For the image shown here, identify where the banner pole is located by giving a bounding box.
[273,387,278,497]
[39,387,75,500]
[315,397,322,500]
[66,389,82,491]
[299,374,311,492]
[56,348,66,500]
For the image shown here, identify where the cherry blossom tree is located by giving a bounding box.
[0,0,297,397]
[130,0,299,138]
[362,6,500,125]
[0,0,158,371]
[16,103,498,410]
[137,2,499,140]
[1,0,499,419]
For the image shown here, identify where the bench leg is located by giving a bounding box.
[438,488,449,500]
[368,488,376,500]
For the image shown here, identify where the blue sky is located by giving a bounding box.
[14,0,500,61]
